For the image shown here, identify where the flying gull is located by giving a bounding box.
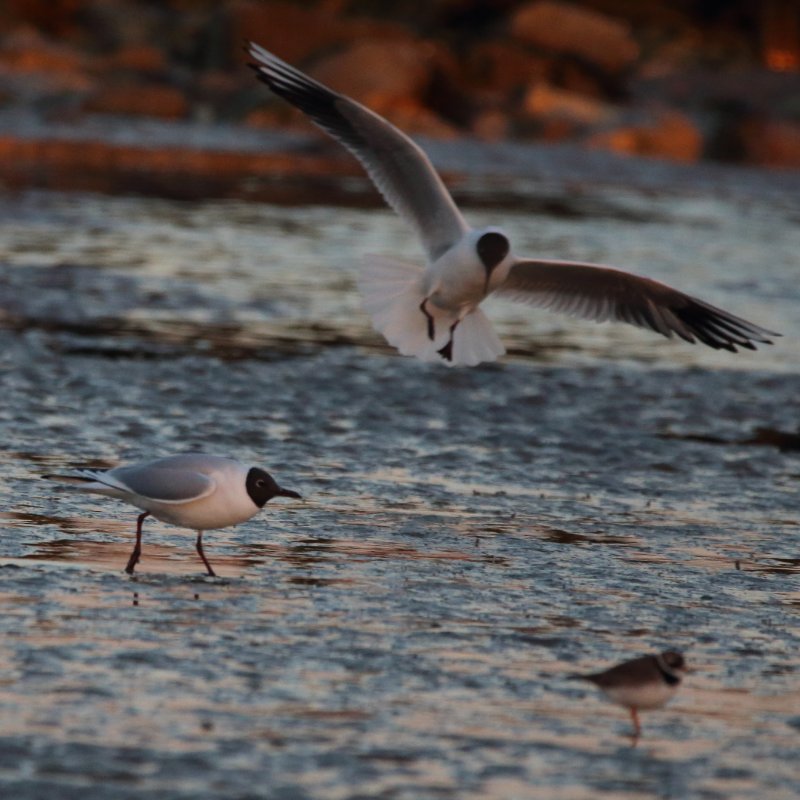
[247,41,777,366]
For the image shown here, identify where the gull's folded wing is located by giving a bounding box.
[99,467,215,504]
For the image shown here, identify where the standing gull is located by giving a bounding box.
[247,41,777,366]
[44,453,301,576]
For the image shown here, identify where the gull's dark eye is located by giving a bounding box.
[256,479,266,488]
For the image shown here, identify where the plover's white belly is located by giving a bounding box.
[604,681,676,710]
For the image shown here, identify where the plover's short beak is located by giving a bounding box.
[277,487,302,499]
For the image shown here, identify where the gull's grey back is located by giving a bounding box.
[107,454,238,502]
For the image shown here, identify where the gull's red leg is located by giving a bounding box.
[630,708,641,745]
[195,531,217,577]
[125,511,150,575]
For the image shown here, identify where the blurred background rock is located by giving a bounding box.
[0,0,798,182]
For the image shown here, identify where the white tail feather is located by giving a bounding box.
[359,255,445,361]
[450,307,505,366]
[43,469,129,497]
[359,255,505,366]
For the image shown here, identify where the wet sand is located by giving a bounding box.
[0,163,798,798]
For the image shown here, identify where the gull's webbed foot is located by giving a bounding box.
[437,320,460,362]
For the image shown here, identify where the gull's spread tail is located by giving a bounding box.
[450,306,505,366]
[359,255,505,367]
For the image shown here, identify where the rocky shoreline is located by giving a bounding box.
[0,0,798,196]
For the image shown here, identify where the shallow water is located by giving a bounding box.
[0,166,799,799]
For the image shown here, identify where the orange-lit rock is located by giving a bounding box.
[0,28,86,74]
[511,1,640,73]
[522,81,615,126]
[588,109,703,162]
[0,1,790,172]
[84,83,189,120]
[308,40,437,106]
[740,117,800,167]
[465,40,551,95]
[5,0,83,36]
[244,106,302,131]
[105,44,168,76]
[471,109,510,141]
[0,28,92,92]
[193,71,243,119]
[230,0,411,66]
[273,39,460,138]
[230,0,339,64]
[0,134,368,198]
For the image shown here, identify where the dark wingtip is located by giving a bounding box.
[243,40,264,71]
[672,300,780,353]
[243,40,258,63]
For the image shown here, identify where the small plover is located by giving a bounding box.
[570,650,688,741]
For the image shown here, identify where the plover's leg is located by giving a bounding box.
[195,531,217,577]
[125,511,150,575]
[419,298,435,341]
[437,319,460,362]
[629,708,642,745]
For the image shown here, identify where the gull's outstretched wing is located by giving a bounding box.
[247,41,468,261]
[497,259,778,351]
